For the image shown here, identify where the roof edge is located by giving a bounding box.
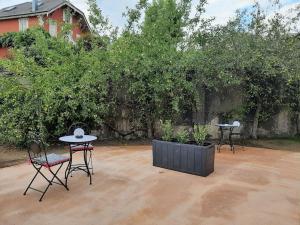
[0,12,47,20]
[47,2,91,32]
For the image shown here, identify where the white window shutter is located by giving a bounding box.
[63,9,67,22]
[49,21,57,37]
[63,9,72,23]
[19,18,28,32]
[38,16,44,26]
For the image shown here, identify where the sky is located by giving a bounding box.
[0,0,299,29]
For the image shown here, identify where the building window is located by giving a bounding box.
[38,16,44,26]
[19,18,28,32]
[63,9,74,42]
[63,9,73,24]
[49,20,57,37]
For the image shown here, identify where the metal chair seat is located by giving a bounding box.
[32,153,70,168]
[70,144,94,151]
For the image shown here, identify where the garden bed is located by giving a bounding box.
[152,140,215,177]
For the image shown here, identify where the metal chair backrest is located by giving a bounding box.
[68,122,91,135]
[27,139,47,163]
[232,121,240,127]
[231,121,242,134]
[30,141,42,155]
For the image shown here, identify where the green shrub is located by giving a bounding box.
[0,29,109,146]
[175,129,189,143]
[193,125,208,145]
[161,120,173,142]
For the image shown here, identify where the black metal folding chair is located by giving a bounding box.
[229,121,245,153]
[24,140,70,201]
[68,122,94,174]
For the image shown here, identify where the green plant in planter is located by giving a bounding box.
[175,129,189,144]
[160,120,173,142]
[193,125,208,145]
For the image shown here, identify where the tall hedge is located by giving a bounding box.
[0,0,299,146]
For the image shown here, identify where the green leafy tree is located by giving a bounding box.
[238,2,299,138]
[109,0,197,137]
[188,1,299,139]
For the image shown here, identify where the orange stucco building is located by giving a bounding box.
[0,0,90,57]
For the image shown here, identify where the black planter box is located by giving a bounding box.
[152,140,215,177]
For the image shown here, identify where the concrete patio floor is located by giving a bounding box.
[0,145,300,225]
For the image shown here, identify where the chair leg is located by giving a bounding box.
[49,163,69,191]
[39,164,66,202]
[217,128,224,153]
[85,150,94,175]
[231,135,235,154]
[65,160,71,187]
[25,163,68,202]
[217,138,221,153]
[83,150,92,185]
[229,134,235,154]
[241,135,246,150]
[24,166,42,195]
[39,181,52,202]
[89,150,94,175]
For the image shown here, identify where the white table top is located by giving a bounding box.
[59,135,97,143]
[216,124,239,127]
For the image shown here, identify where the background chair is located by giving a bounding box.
[24,138,69,201]
[229,121,245,153]
[68,122,94,174]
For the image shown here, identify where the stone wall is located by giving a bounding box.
[193,87,298,139]
[94,86,298,140]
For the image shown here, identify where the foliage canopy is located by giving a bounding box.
[0,0,299,145]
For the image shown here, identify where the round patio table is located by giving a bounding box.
[215,124,239,153]
[59,135,97,186]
